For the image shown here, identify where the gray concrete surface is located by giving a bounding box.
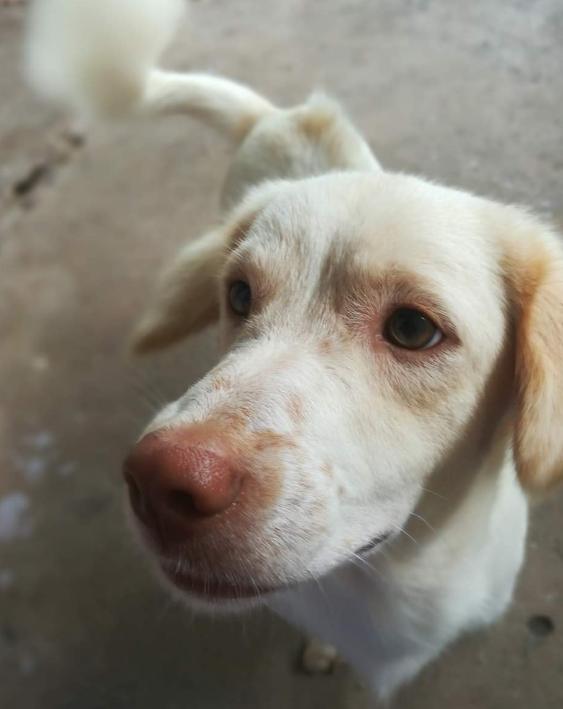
[1,1,563,707]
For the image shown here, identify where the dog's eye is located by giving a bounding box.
[384,308,443,350]
[228,280,252,317]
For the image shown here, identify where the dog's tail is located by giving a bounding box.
[25,0,275,141]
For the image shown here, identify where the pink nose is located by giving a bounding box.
[123,431,242,545]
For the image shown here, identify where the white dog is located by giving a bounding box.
[26,0,563,700]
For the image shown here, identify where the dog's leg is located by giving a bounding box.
[300,637,338,675]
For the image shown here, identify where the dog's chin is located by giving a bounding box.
[147,527,395,614]
[156,563,287,614]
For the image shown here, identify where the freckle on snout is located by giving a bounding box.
[252,430,295,452]
[287,394,305,425]
[211,375,232,392]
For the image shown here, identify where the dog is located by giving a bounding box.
[26,0,563,700]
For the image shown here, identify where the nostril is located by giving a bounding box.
[167,489,200,518]
[165,468,242,518]
[124,471,140,505]
[124,438,243,528]
[124,471,152,524]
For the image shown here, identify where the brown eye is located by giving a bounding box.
[384,308,443,350]
[228,280,252,317]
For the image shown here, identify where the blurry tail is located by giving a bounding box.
[25,0,275,141]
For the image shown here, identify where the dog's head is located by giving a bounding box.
[124,171,563,609]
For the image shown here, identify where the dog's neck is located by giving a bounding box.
[270,423,526,693]
[389,419,515,563]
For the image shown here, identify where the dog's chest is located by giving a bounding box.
[268,565,417,678]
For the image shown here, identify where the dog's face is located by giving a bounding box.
[125,171,563,610]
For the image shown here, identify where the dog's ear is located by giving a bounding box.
[502,210,563,492]
[130,228,227,353]
[130,181,286,353]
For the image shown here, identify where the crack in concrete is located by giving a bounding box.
[2,126,85,216]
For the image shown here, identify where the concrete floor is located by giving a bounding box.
[1,1,563,707]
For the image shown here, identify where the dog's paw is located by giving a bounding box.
[300,638,338,675]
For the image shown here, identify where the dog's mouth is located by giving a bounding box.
[159,531,392,601]
[160,563,283,600]
[355,530,392,556]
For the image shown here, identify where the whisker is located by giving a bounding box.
[417,484,448,501]
[128,376,167,412]
[303,568,341,638]
[389,522,419,546]
[408,511,436,533]
[348,551,387,584]
[126,365,174,410]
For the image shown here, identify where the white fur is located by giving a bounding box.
[26,0,185,119]
[26,0,274,134]
[27,0,563,702]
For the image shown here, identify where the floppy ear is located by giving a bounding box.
[503,212,563,492]
[130,228,227,353]
[129,180,286,353]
